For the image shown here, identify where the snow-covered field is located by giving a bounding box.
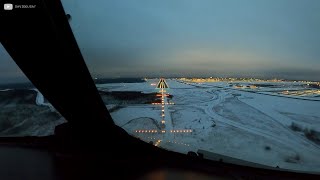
[1,79,319,173]
[0,89,65,136]
[101,79,320,174]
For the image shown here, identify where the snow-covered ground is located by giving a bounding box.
[102,79,320,174]
[3,80,318,172]
[0,89,65,136]
[33,89,56,111]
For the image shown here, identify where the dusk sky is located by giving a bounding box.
[1,0,320,83]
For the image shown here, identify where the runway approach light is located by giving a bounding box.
[156,78,169,89]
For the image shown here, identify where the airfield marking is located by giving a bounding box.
[134,78,192,147]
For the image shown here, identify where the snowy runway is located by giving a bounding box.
[103,79,320,173]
